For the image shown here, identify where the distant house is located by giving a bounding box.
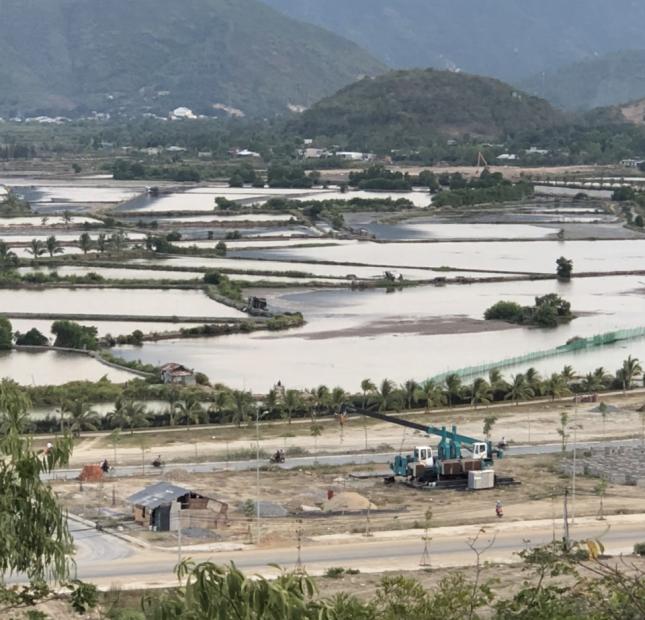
[336,151,374,161]
[127,482,228,532]
[160,363,196,386]
[497,153,518,161]
[302,148,326,159]
[621,158,645,168]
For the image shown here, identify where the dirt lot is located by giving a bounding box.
[49,391,645,469]
[51,450,645,548]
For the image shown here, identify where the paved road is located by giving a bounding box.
[72,517,645,586]
[44,437,642,481]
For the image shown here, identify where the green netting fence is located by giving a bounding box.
[431,326,645,384]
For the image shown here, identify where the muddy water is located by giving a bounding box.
[113,275,645,391]
[0,350,134,386]
[18,266,203,281]
[0,288,243,318]
[236,239,645,274]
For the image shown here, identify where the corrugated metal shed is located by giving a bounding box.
[127,482,191,509]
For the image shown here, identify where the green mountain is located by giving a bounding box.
[519,50,645,111]
[263,0,645,82]
[294,69,563,150]
[0,0,384,118]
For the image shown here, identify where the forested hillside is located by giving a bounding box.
[0,0,384,118]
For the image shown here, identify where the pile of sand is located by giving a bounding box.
[323,492,377,513]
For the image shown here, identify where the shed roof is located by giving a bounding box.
[127,481,191,509]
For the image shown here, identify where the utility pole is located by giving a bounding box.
[295,519,304,572]
[572,397,579,525]
[563,488,570,551]
[255,409,268,545]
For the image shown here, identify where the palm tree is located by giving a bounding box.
[504,374,534,405]
[620,356,643,392]
[374,379,402,412]
[282,389,302,424]
[108,398,149,434]
[593,367,611,388]
[525,368,543,396]
[165,386,181,426]
[309,385,330,420]
[230,390,255,426]
[210,388,233,422]
[402,379,418,410]
[543,373,571,400]
[45,235,64,258]
[483,414,498,440]
[109,230,128,254]
[488,368,508,401]
[79,232,93,255]
[97,233,107,254]
[0,241,18,269]
[27,239,45,257]
[176,396,204,431]
[360,379,376,411]
[62,210,72,227]
[580,372,603,394]
[414,379,446,412]
[330,387,347,414]
[470,378,492,409]
[561,365,576,384]
[62,400,99,437]
[444,374,463,408]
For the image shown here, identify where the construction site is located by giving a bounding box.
[48,389,645,551]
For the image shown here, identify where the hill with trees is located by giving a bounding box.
[293,69,563,151]
[262,0,645,82]
[0,0,384,118]
[519,50,645,111]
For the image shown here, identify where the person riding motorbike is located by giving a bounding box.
[152,455,163,468]
[496,500,504,518]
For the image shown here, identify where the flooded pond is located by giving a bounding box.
[0,350,134,386]
[130,256,490,280]
[236,239,645,274]
[114,275,645,391]
[0,288,243,318]
[18,266,203,281]
[0,216,102,227]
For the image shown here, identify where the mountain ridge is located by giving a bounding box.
[0,0,385,118]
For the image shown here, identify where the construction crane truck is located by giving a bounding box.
[352,409,505,488]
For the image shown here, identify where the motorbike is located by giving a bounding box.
[496,502,504,518]
[269,451,286,464]
[152,458,164,468]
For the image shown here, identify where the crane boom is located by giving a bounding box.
[351,409,498,461]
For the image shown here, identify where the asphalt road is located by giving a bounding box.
[71,517,645,585]
[44,437,642,481]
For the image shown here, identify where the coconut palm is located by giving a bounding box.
[561,365,576,384]
[471,378,492,408]
[61,400,99,437]
[373,378,402,412]
[543,373,572,400]
[402,379,418,410]
[488,368,508,400]
[414,379,446,412]
[620,355,642,392]
[580,372,603,394]
[525,367,543,396]
[308,385,330,420]
[0,241,18,269]
[360,379,376,411]
[504,374,534,405]
[282,389,302,424]
[45,235,64,258]
[165,386,181,426]
[108,398,149,434]
[97,233,107,254]
[330,386,347,413]
[26,239,45,257]
[230,389,255,426]
[444,374,463,408]
[593,367,611,388]
[210,388,233,422]
[176,396,204,431]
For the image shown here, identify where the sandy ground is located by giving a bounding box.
[51,447,645,549]
[51,391,645,469]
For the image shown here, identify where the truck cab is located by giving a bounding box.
[414,446,434,467]
[470,442,489,460]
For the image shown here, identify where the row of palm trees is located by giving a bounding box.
[55,356,644,435]
[22,232,127,259]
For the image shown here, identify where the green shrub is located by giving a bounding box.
[634,542,645,556]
